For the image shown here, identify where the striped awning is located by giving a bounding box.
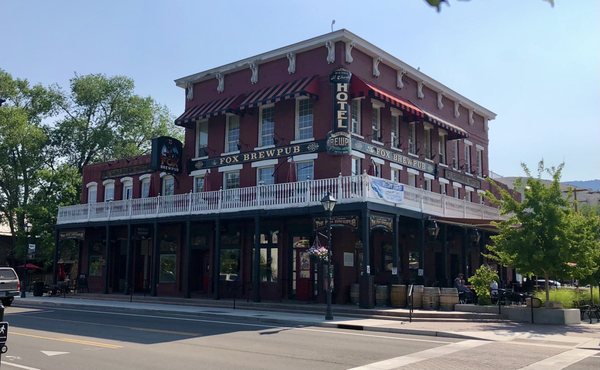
[351,77,424,118]
[238,76,318,110]
[423,111,468,139]
[175,95,240,127]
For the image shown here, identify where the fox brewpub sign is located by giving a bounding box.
[151,136,183,174]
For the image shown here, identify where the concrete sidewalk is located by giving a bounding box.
[10,295,600,351]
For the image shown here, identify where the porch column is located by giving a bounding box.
[418,218,425,285]
[151,221,159,296]
[359,208,374,308]
[392,214,400,284]
[183,219,191,298]
[213,218,221,299]
[53,228,60,285]
[442,224,449,287]
[124,223,132,295]
[104,224,111,294]
[462,228,468,278]
[253,215,261,302]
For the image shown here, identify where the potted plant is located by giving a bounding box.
[469,265,499,305]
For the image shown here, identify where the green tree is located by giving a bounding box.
[0,70,62,264]
[486,161,600,306]
[468,265,499,305]
[52,73,181,176]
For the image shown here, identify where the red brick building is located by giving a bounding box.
[56,30,509,307]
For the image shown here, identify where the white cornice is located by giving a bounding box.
[174,29,496,120]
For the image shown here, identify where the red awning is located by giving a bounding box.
[423,111,469,139]
[351,77,424,118]
[238,76,318,110]
[175,95,240,127]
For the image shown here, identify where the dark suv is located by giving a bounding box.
[0,267,20,306]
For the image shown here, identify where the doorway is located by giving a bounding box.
[292,236,312,301]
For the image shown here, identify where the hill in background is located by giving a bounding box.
[564,180,600,191]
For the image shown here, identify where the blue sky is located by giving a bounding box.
[1,0,598,181]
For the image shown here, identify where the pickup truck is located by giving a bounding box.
[0,267,20,306]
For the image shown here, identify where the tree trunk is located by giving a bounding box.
[544,271,550,307]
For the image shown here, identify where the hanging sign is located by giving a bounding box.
[151,136,183,174]
[369,214,394,232]
[313,215,359,231]
[369,177,405,204]
[328,68,352,155]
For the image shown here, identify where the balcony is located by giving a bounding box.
[57,174,501,225]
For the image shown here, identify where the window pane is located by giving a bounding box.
[194,176,205,192]
[88,186,97,204]
[438,135,446,164]
[391,115,400,148]
[220,249,240,281]
[371,107,380,140]
[224,171,240,190]
[296,161,314,181]
[409,123,417,154]
[424,129,432,159]
[163,176,174,196]
[351,99,361,134]
[141,179,150,198]
[260,106,275,147]
[159,254,176,283]
[227,115,240,152]
[297,99,313,140]
[351,157,361,176]
[260,247,278,283]
[258,166,275,185]
[104,184,114,201]
[197,120,208,156]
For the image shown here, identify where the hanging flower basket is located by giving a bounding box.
[308,235,329,261]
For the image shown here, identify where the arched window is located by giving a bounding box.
[162,175,174,196]
[103,179,115,201]
[139,174,151,198]
[121,177,133,200]
[86,182,98,204]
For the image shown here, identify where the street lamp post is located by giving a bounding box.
[21,222,32,298]
[320,192,336,321]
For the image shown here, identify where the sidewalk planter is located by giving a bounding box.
[350,283,359,305]
[412,285,424,309]
[439,288,459,311]
[375,284,389,306]
[456,304,582,325]
[390,284,407,308]
[422,287,440,310]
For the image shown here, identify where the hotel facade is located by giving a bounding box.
[56,30,513,307]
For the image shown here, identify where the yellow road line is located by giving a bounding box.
[12,332,122,349]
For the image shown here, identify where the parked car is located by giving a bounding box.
[535,279,561,288]
[0,267,21,306]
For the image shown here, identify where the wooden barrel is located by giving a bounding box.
[390,285,407,307]
[422,287,440,310]
[410,285,424,309]
[350,283,359,304]
[439,287,459,311]
[375,284,389,306]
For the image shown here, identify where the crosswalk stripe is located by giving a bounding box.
[518,348,600,370]
[348,339,488,370]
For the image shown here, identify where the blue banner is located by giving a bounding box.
[370,177,404,203]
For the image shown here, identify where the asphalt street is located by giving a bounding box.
[1,304,599,370]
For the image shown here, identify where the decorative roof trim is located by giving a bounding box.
[174,29,496,120]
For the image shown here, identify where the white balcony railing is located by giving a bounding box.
[57,174,501,225]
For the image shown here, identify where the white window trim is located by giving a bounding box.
[139,174,152,181]
[258,104,275,147]
[465,186,475,192]
[251,159,279,168]
[477,190,486,195]
[195,119,209,158]
[464,139,473,146]
[371,157,384,165]
[351,150,365,159]
[225,113,240,153]
[120,177,133,184]
[189,169,210,177]
[86,181,98,188]
[193,175,206,192]
[351,98,362,135]
[159,172,167,178]
[476,144,484,151]
[371,99,385,109]
[424,173,435,180]
[407,168,419,175]
[293,153,318,162]
[294,96,313,141]
[102,179,115,186]
[390,163,403,170]
[218,164,243,172]
[452,182,463,188]
[439,177,450,184]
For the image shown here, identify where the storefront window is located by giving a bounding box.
[220,249,240,281]
[159,254,176,283]
[88,241,104,277]
[382,243,393,272]
[259,231,279,283]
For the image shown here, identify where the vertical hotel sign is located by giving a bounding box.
[327,68,352,155]
[151,136,183,174]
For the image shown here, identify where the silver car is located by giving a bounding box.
[0,267,20,306]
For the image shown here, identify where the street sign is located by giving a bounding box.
[28,244,36,253]
[0,321,8,343]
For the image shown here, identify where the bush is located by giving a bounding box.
[468,265,499,305]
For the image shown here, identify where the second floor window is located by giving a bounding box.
[141,178,151,198]
[194,176,205,192]
[258,166,275,185]
[464,143,472,173]
[224,171,240,190]
[391,169,400,183]
[351,157,362,176]
[424,127,432,160]
[259,105,275,147]
[226,115,240,153]
[351,99,361,135]
[87,184,97,204]
[408,122,417,155]
[438,133,447,164]
[104,182,115,201]
[162,175,174,196]
[391,114,400,149]
[122,181,133,200]
[476,148,484,177]
[452,140,459,169]
[296,160,314,181]
[371,106,381,141]
[196,120,208,157]
[296,98,313,140]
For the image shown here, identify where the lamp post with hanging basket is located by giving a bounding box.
[320,192,336,320]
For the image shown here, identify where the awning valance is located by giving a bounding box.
[238,76,318,110]
[423,111,469,140]
[175,95,240,127]
[351,77,424,118]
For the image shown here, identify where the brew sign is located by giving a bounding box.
[330,68,352,132]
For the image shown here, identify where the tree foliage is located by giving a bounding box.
[485,161,600,305]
